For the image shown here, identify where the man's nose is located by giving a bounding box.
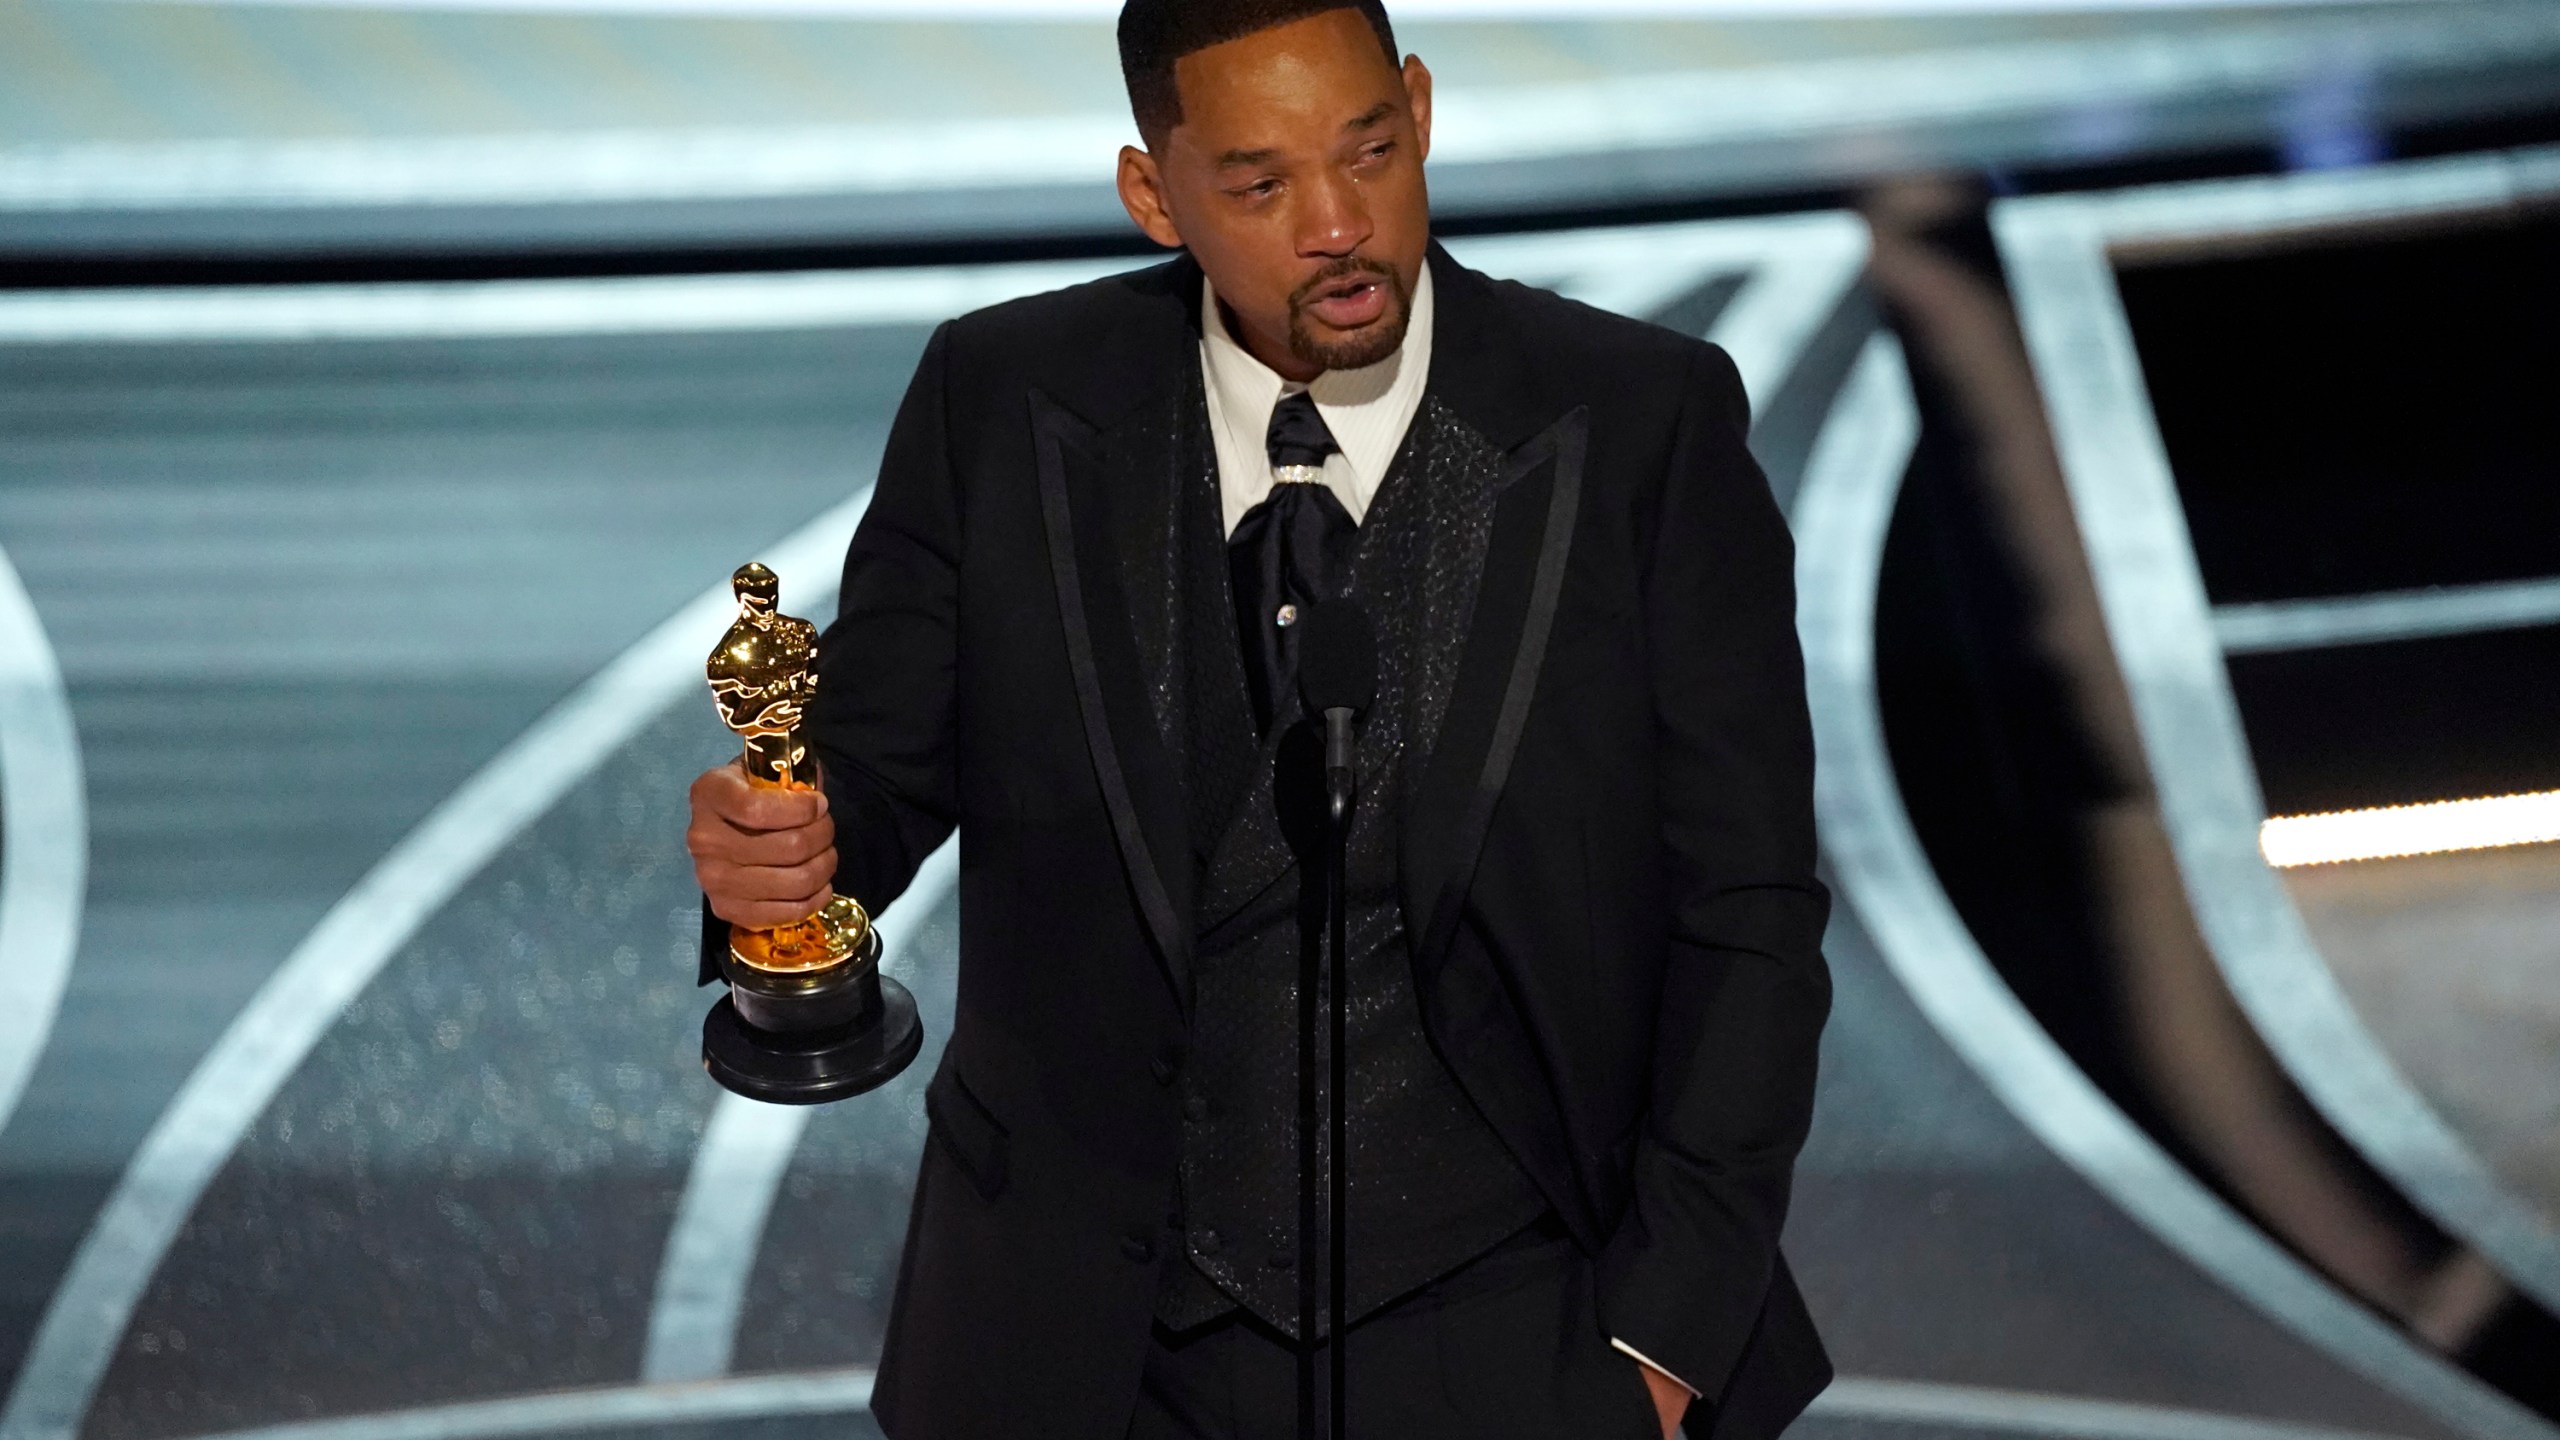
[1295,170,1372,258]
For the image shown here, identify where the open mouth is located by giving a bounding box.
[1301,270,1393,331]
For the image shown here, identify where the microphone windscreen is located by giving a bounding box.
[1296,598,1378,717]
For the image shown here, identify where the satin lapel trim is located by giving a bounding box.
[1031,388,1193,1001]
[1409,407,1589,974]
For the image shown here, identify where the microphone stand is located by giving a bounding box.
[1297,707,1358,1440]
[1294,599,1373,1440]
[1297,815,1320,1440]
[1321,707,1354,1440]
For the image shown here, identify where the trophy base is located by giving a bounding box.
[701,978,922,1105]
[721,922,882,1034]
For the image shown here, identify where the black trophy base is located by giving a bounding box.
[702,978,921,1105]
[702,924,919,1105]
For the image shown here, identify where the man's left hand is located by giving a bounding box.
[1638,1363,1690,1438]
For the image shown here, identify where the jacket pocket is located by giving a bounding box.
[924,1060,1010,1201]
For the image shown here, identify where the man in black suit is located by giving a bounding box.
[684,3,1831,1435]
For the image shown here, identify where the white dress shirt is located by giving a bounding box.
[1192,262,1699,1408]
[1200,266,1435,537]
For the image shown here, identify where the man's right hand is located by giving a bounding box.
[687,763,838,930]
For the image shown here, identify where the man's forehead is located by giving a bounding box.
[1189,102,1402,170]
[1166,12,1401,148]
[1171,84,1403,162]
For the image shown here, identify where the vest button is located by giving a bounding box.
[1183,1095,1211,1122]
[1266,1250,1294,1270]
[1196,1228,1223,1257]
[1122,1231,1157,1264]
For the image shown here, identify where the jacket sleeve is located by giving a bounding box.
[699,323,966,986]
[812,321,966,910]
[1594,339,1832,1403]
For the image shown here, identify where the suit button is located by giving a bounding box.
[1267,1250,1294,1270]
[1121,1231,1157,1264]
[1152,1045,1185,1086]
[1183,1095,1211,1122]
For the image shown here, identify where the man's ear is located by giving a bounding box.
[1116,145,1187,250]
[1403,55,1432,163]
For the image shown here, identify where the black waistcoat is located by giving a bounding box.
[1153,390,1550,1338]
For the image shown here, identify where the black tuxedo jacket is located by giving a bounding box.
[802,244,1832,1439]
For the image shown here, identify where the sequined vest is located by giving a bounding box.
[1153,393,1550,1338]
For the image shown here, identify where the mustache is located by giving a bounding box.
[1288,258,1398,311]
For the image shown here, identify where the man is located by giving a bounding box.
[684,3,1831,1435]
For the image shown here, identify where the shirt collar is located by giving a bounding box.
[1199,263,1435,491]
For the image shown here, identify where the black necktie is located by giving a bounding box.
[1229,392,1355,734]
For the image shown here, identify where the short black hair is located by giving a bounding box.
[1118,0,1399,142]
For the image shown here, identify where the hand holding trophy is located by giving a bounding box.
[697,562,922,1104]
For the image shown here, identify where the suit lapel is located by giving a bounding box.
[1398,246,1589,982]
[1031,383,1198,1005]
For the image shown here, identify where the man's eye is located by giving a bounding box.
[1233,179,1281,201]
[1358,143,1394,165]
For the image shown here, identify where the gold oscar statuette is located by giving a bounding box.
[706,562,871,976]
[695,561,921,1105]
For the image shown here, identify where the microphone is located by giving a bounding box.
[1296,599,1377,817]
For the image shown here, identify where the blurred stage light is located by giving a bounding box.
[2261,789,2560,867]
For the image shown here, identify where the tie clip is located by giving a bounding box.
[1272,464,1326,486]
